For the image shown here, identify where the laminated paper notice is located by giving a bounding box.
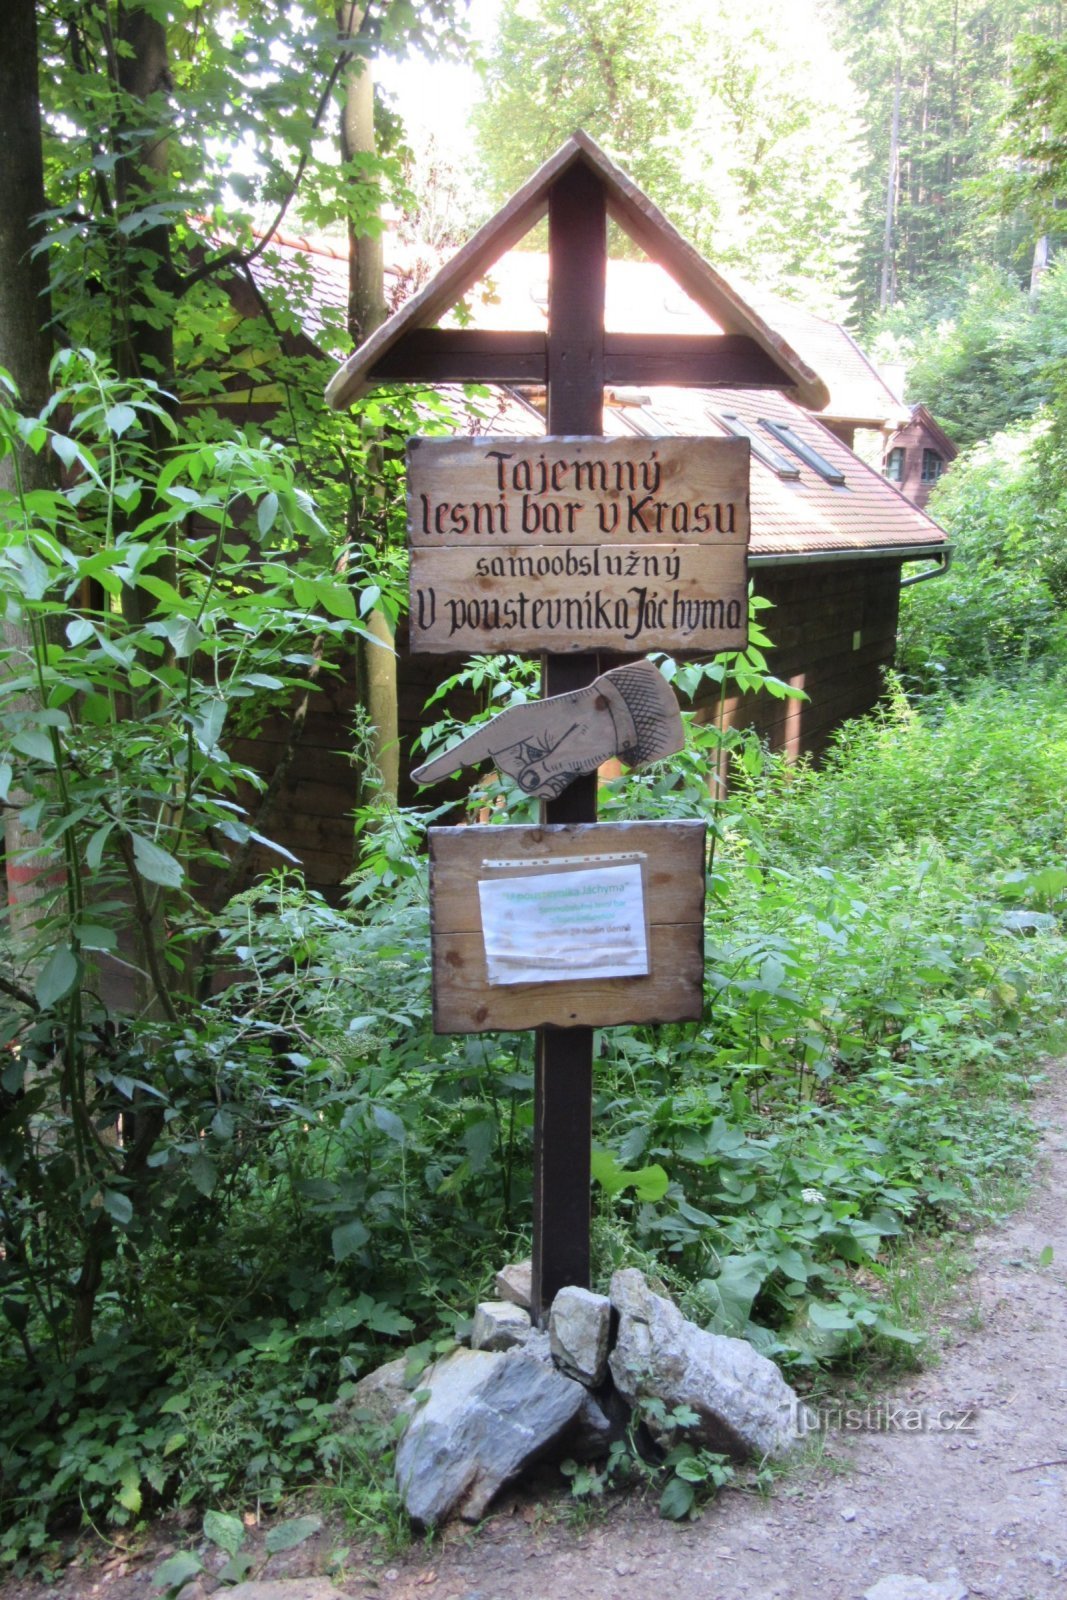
[477,861,649,986]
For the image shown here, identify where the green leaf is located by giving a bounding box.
[372,1104,406,1143]
[12,730,56,765]
[86,822,114,870]
[188,1153,217,1196]
[697,1253,768,1334]
[216,1554,255,1585]
[102,1190,134,1225]
[65,616,95,647]
[14,543,52,600]
[35,944,79,1009]
[105,403,137,437]
[659,1476,696,1520]
[310,578,357,621]
[191,698,226,752]
[257,490,279,535]
[331,1219,370,1262]
[131,833,184,889]
[264,1516,322,1554]
[0,762,11,803]
[203,1509,245,1557]
[117,1472,142,1514]
[152,1551,203,1592]
[162,615,205,657]
[590,1147,669,1202]
[1039,1244,1054,1268]
[807,1299,856,1331]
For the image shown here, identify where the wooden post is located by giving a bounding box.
[531,162,607,1325]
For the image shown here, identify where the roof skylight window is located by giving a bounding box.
[758,419,846,485]
[713,411,800,478]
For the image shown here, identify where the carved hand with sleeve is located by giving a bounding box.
[411,659,684,800]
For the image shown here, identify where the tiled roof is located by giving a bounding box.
[461,383,946,561]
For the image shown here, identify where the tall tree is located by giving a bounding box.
[0,0,59,946]
[472,0,862,305]
[828,0,1066,321]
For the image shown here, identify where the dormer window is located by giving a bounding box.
[885,446,905,482]
[713,411,800,478]
[759,419,846,485]
[921,449,943,484]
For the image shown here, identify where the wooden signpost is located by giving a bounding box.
[326,132,823,1323]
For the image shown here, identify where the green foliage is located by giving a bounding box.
[472,0,862,300]
[870,262,1067,447]
[995,32,1067,233]
[3,641,1066,1558]
[562,1398,746,1522]
[827,0,1061,319]
[896,418,1067,690]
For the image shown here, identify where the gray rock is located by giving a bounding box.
[608,1267,807,1460]
[332,1355,415,1432]
[395,1345,587,1526]
[224,1584,353,1600]
[494,1259,532,1309]
[864,1580,968,1600]
[520,1327,552,1360]
[549,1286,612,1386]
[566,1387,621,1460]
[470,1299,532,1351]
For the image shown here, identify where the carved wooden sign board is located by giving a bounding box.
[429,821,706,1032]
[407,436,749,655]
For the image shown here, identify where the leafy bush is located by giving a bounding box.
[897,419,1067,691]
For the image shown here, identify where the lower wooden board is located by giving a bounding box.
[410,543,747,655]
[429,820,706,1033]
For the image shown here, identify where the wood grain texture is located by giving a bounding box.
[429,821,706,1033]
[361,330,789,389]
[409,542,748,655]
[324,131,828,411]
[407,436,749,548]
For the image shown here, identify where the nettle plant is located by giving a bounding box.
[0,349,378,1355]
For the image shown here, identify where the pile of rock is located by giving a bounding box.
[341,1264,808,1528]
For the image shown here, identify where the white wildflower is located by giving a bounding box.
[800,1187,826,1206]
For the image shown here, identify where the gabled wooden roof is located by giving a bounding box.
[324,130,830,412]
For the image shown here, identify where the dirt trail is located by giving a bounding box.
[7,1064,1066,1600]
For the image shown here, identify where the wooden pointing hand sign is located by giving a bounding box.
[412,659,684,801]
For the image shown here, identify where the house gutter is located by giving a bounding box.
[750,545,952,585]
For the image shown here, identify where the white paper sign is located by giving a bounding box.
[478,861,649,986]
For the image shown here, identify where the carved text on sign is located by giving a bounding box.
[407,436,749,655]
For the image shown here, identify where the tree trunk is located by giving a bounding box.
[880,61,902,313]
[337,5,396,801]
[0,0,61,953]
[338,7,387,344]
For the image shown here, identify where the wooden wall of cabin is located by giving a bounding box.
[709,558,903,761]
